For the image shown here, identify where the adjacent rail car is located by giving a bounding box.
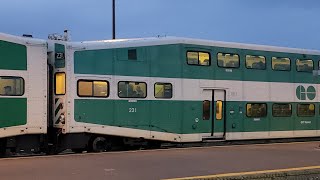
[48,37,320,152]
[1,32,320,154]
[0,33,47,154]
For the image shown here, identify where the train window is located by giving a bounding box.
[203,100,210,120]
[246,55,266,70]
[0,76,24,96]
[272,103,292,117]
[128,49,137,60]
[296,59,313,72]
[55,72,66,95]
[77,80,109,97]
[246,103,267,118]
[118,81,147,98]
[154,83,172,98]
[272,57,291,71]
[187,51,210,66]
[297,104,315,117]
[217,53,239,68]
[216,100,223,120]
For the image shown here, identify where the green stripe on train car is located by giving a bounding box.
[0,40,27,70]
[74,99,320,135]
[73,44,320,84]
[0,98,27,128]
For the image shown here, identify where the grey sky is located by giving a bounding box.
[1,0,319,50]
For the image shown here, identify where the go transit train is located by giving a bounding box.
[0,32,320,155]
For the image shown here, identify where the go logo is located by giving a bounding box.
[296,85,316,100]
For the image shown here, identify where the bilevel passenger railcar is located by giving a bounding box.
[47,36,320,153]
[1,32,320,154]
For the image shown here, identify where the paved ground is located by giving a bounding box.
[0,142,319,180]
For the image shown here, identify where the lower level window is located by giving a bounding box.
[0,76,24,96]
[154,83,172,98]
[118,81,147,98]
[246,103,267,118]
[78,80,109,97]
[297,104,315,117]
[272,103,292,117]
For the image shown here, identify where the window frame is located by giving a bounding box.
[77,79,110,98]
[0,76,25,96]
[272,103,292,117]
[296,59,314,72]
[54,72,66,95]
[118,81,147,98]
[245,55,266,70]
[297,103,315,117]
[246,103,268,118]
[217,52,240,68]
[271,57,291,71]
[154,82,173,99]
[186,51,211,66]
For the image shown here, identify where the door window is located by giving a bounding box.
[216,100,223,120]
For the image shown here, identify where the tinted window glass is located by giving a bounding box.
[78,80,109,97]
[246,55,266,70]
[272,103,292,117]
[154,83,172,98]
[296,59,313,72]
[217,53,239,68]
[0,76,24,96]
[187,51,210,66]
[246,103,267,118]
[297,104,315,117]
[203,100,210,120]
[118,81,147,98]
[272,57,291,71]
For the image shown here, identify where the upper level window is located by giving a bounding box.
[118,81,147,98]
[246,55,266,70]
[78,80,109,97]
[272,103,292,117]
[55,72,66,95]
[296,59,313,72]
[217,53,239,68]
[297,104,315,117]
[154,83,172,99]
[187,51,210,66]
[272,57,291,71]
[246,103,267,118]
[0,76,24,96]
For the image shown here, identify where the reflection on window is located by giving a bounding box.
[272,57,291,71]
[55,72,65,95]
[216,100,223,120]
[297,104,315,117]
[118,81,147,98]
[272,103,292,117]
[296,59,313,72]
[246,103,267,118]
[203,100,210,120]
[0,76,24,96]
[246,55,266,70]
[217,53,239,68]
[78,80,109,97]
[187,51,210,66]
[154,83,172,98]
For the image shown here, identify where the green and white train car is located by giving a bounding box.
[47,37,320,151]
[0,33,47,153]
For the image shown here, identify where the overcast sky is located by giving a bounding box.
[1,0,319,50]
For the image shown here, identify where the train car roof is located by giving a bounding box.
[0,32,47,46]
[70,36,320,56]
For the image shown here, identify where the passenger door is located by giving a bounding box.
[212,90,226,138]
